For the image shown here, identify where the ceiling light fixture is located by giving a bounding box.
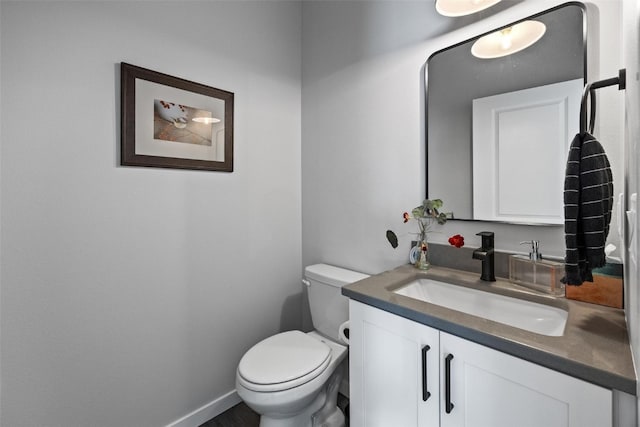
[471,20,546,59]
[435,0,502,17]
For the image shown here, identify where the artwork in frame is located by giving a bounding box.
[120,62,234,172]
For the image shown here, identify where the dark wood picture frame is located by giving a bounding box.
[121,62,234,172]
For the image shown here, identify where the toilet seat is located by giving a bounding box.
[237,330,332,393]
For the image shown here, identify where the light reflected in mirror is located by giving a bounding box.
[426,3,586,224]
[470,20,546,58]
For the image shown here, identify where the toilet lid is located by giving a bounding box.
[237,331,331,392]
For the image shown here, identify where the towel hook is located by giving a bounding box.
[579,69,626,135]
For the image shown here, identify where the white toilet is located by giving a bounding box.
[236,264,368,427]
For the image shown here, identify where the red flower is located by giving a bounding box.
[448,234,464,248]
[403,212,410,223]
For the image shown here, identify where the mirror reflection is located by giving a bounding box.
[426,3,586,224]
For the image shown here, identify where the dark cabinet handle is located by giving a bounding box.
[445,354,455,414]
[421,345,431,401]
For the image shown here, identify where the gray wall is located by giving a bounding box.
[1,2,302,426]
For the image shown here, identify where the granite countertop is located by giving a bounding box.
[342,264,637,395]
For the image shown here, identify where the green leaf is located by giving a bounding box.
[411,206,424,218]
[386,230,399,248]
[437,212,448,225]
[426,199,443,210]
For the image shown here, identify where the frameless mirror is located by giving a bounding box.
[426,2,586,224]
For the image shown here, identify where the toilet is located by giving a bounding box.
[235,264,368,427]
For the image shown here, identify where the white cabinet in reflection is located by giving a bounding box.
[472,79,583,224]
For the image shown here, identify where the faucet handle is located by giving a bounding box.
[476,231,494,249]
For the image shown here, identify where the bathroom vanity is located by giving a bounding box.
[342,265,636,427]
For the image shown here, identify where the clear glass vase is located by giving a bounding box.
[415,238,431,270]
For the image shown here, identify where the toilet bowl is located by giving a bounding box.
[236,331,347,427]
[235,264,368,427]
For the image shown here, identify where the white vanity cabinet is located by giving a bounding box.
[349,299,440,426]
[439,331,612,427]
[349,300,613,427]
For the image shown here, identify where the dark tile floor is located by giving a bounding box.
[200,394,349,427]
[199,402,259,427]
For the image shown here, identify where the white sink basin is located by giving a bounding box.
[393,278,567,336]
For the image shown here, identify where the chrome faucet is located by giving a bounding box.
[472,231,496,282]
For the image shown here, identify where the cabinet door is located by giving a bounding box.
[349,300,440,427]
[440,332,612,427]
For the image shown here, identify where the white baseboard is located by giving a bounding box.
[166,389,242,427]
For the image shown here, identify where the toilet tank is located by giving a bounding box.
[304,264,369,341]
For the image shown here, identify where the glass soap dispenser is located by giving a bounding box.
[509,240,565,297]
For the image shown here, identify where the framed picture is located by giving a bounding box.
[120,62,234,172]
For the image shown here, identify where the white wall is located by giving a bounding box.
[622,0,640,417]
[0,2,302,426]
[0,0,3,419]
[302,0,623,275]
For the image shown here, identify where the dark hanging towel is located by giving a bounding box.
[563,132,613,285]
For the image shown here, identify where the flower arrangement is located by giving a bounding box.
[386,199,464,269]
[386,199,448,247]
